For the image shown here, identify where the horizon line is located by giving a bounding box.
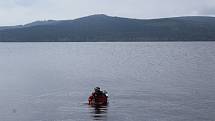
[1,14,215,27]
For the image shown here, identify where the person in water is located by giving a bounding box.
[88,87,108,105]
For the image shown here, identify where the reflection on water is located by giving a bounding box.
[89,105,108,121]
[1,42,215,121]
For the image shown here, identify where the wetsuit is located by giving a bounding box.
[88,91,107,105]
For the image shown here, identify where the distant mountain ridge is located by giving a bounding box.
[0,14,215,42]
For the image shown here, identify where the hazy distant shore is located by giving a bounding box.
[1,15,215,42]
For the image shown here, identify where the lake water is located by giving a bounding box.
[0,42,215,121]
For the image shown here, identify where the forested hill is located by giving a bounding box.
[0,14,215,42]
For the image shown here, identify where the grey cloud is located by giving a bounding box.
[198,7,215,15]
[0,0,215,26]
[14,0,41,6]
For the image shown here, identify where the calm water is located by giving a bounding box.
[0,42,215,121]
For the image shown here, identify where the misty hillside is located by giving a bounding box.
[0,14,215,42]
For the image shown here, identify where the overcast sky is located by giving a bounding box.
[0,0,215,26]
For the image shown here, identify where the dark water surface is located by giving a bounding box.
[0,42,215,121]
